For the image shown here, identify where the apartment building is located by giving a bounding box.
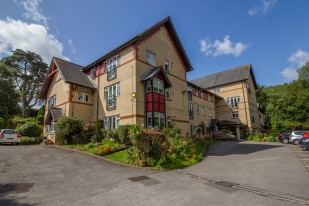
[190,64,261,137]
[39,16,261,139]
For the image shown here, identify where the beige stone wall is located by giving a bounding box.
[245,75,260,132]
[44,71,69,118]
[188,95,216,135]
[92,45,137,125]
[136,25,190,134]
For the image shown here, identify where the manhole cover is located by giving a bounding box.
[128,175,151,182]
[0,183,33,195]
[215,181,239,187]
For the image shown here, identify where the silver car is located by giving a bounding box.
[289,130,308,145]
[0,129,21,145]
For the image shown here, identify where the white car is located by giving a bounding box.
[289,130,308,145]
[0,129,21,145]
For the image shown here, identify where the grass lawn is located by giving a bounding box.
[104,150,130,164]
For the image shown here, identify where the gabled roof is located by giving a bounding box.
[140,66,172,88]
[84,16,193,72]
[190,64,257,89]
[44,107,64,125]
[39,58,97,99]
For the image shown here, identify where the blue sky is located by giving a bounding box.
[1,0,309,86]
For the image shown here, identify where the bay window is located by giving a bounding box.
[106,56,120,81]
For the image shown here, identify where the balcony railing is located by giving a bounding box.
[107,95,116,110]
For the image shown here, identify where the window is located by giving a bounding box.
[51,121,56,132]
[146,50,156,66]
[104,115,120,130]
[91,67,96,78]
[188,103,194,119]
[165,60,170,73]
[147,112,152,127]
[247,82,251,94]
[214,87,220,93]
[146,81,152,92]
[165,88,171,100]
[48,95,56,107]
[189,124,195,137]
[227,96,240,108]
[201,107,205,116]
[147,112,165,128]
[153,78,164,94]
[195,89,199,96]
[187,87,193,100]
[197,105,200,115]
[167,116,172,128]
[77,91,89,102]
[232,111,239,118]
[209,109,212,117]
[104,83,120,109]
[106,56,120,81]
[208,93,213,102]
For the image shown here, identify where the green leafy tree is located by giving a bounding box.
[297,61,309,81]
[1,49,48,117]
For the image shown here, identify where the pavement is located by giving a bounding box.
[0,142,309,206]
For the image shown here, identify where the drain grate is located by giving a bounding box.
[128,175,151,182]
[0,183,33,195]
[215,181,239,187]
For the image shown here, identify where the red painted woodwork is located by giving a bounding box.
[153,93,159,102]
[153,103,159,111]
[146,103,152,111]
[157,73,164,80]
[159,94,164,103]
[146,93,152,102]
[160,104,165,112]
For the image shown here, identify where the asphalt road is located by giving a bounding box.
[0,142,309,206]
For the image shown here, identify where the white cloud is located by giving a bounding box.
[200,35,249,57]
[68,38,76,54]
[0,18,69,63]
[281,67,298,82]
[288,49,309,68]
[15,0,48,29]
[280,49,309,82]
[248,0,277,16]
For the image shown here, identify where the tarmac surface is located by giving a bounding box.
[0,141,308,206]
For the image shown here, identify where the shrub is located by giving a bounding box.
[17,122,43,137]
[82,122,95,143]
[36,115,44,125]
[20,137,37,145]
[0,117,5,129]
[8,117,36,129]
[55,117,83,145]
[118,125,131,144]
[95,119,104,142]
[212,131,227,140]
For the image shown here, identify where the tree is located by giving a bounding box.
[1,49,48,117]
[297,61,309,82]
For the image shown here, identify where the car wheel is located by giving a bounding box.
[282,139,289,144]
[293,139,299,145]
[16,143,20,145]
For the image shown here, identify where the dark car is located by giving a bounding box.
[298,138,309,149]
[306,141,309,151]
[278,132,291,144]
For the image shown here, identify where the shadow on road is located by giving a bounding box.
[207,141,284,156]
[0,196,37,206]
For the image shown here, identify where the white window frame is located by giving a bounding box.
[227,96,240,108]
[147,112,152,127]
[104,83,120,99]
[77,91,90,103]
[214,87,220,93]
[106,56,120,80]
[104,115,120,129]
[188,103,194,119]
[146,50,156,66]
[146,81,152,92]
[153,78,164,94]
[189,124,195,137]
[209,109,212,117]
[165,88,171,100]
[167,116,172,127]
[48,95,56,108]
[165,60,170,73]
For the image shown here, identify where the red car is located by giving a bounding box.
[303,132,309,138]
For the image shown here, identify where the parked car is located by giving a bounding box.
[298,138,309,149]
[0,129,21,145]
[289,130,308,145]
[278,132,291,144]
[303,131,309,138]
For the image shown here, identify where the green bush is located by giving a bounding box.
[0,117,5,129]
[36,115,44,125]
[95,119,104,142]
[17,122,43,137]
[55,117,83,145]
[20,137,38,145]
[81,122,95,143]
[118,125,131,144]
[8,117,36,129]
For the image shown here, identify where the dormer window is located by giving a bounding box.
[214,87,220,93]
[106,56,120,81]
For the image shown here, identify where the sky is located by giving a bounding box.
[0,0,309,86]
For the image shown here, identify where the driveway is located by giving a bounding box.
[0,142,309,206]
